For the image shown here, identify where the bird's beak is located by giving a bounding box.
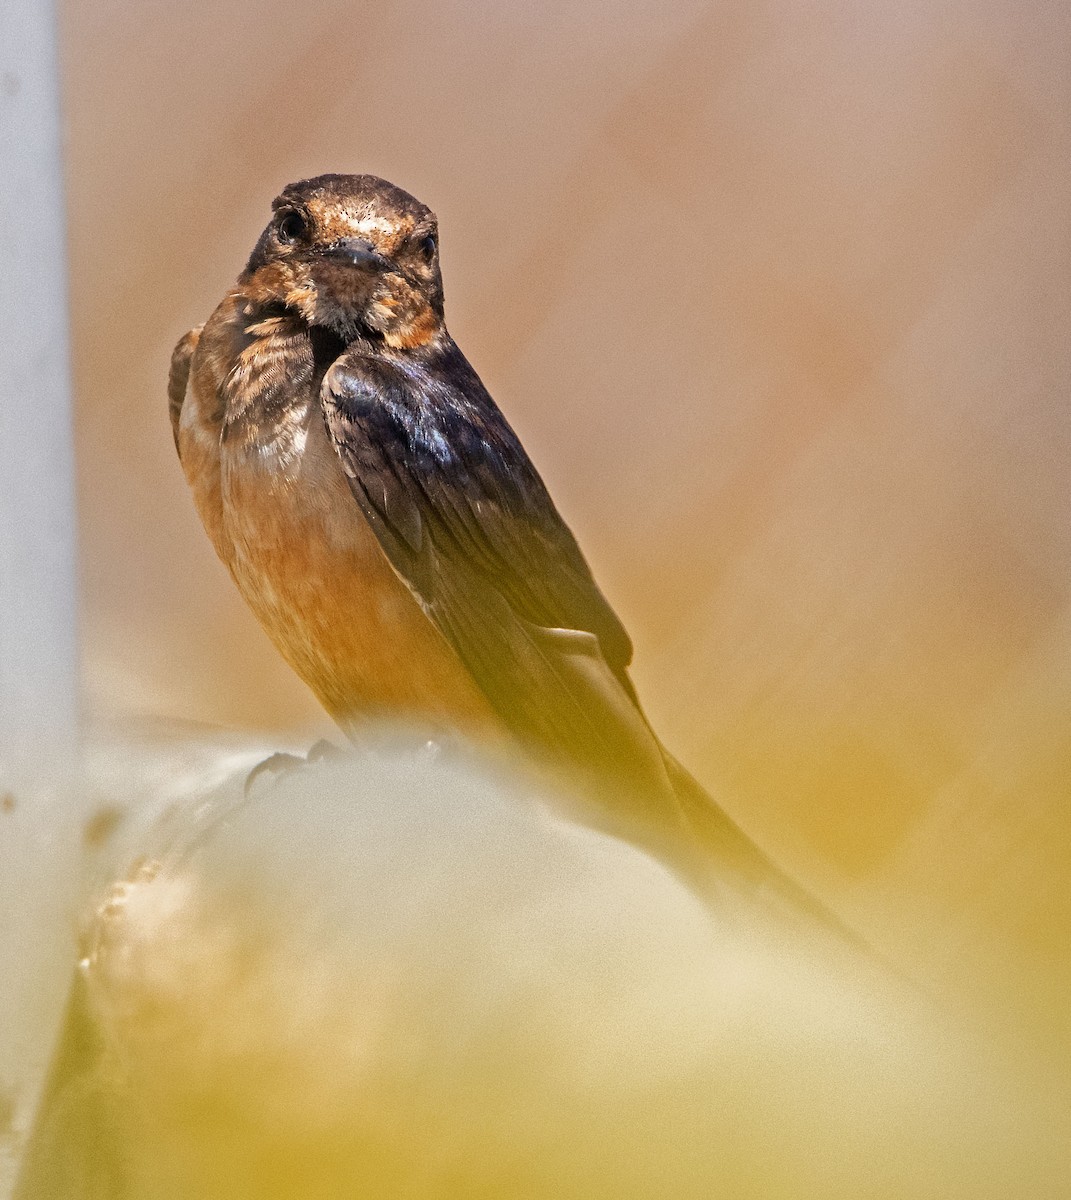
[322,238,388,271]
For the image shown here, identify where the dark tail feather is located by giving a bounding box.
[660,749,868,948]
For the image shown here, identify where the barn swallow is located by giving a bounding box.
[169,173,834,913]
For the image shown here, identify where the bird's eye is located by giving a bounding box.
[419,233,437,262]
[276,209,308,244]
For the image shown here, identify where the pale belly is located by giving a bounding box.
[216,406,499,739]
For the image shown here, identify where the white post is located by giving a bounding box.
[0,0,79,759]
[0,0,80,1191]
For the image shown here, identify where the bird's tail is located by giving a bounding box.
[658,747,865,946]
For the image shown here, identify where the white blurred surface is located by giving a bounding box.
[13,738,1068,1197]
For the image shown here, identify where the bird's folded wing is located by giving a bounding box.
[168,326,203,451]
[319,345,674,803]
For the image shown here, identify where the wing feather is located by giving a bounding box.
[319,339,668,797]
[168,326,203,452]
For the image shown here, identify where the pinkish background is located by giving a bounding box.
[63,0,1071,1057]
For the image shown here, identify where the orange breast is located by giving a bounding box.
[222,411,500,738]
[176,297,500,742]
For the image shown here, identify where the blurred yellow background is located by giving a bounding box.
[63,0,1070,1062]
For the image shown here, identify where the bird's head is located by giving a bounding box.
[240,173,444,350]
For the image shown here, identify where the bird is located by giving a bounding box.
[168,173,839,921]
